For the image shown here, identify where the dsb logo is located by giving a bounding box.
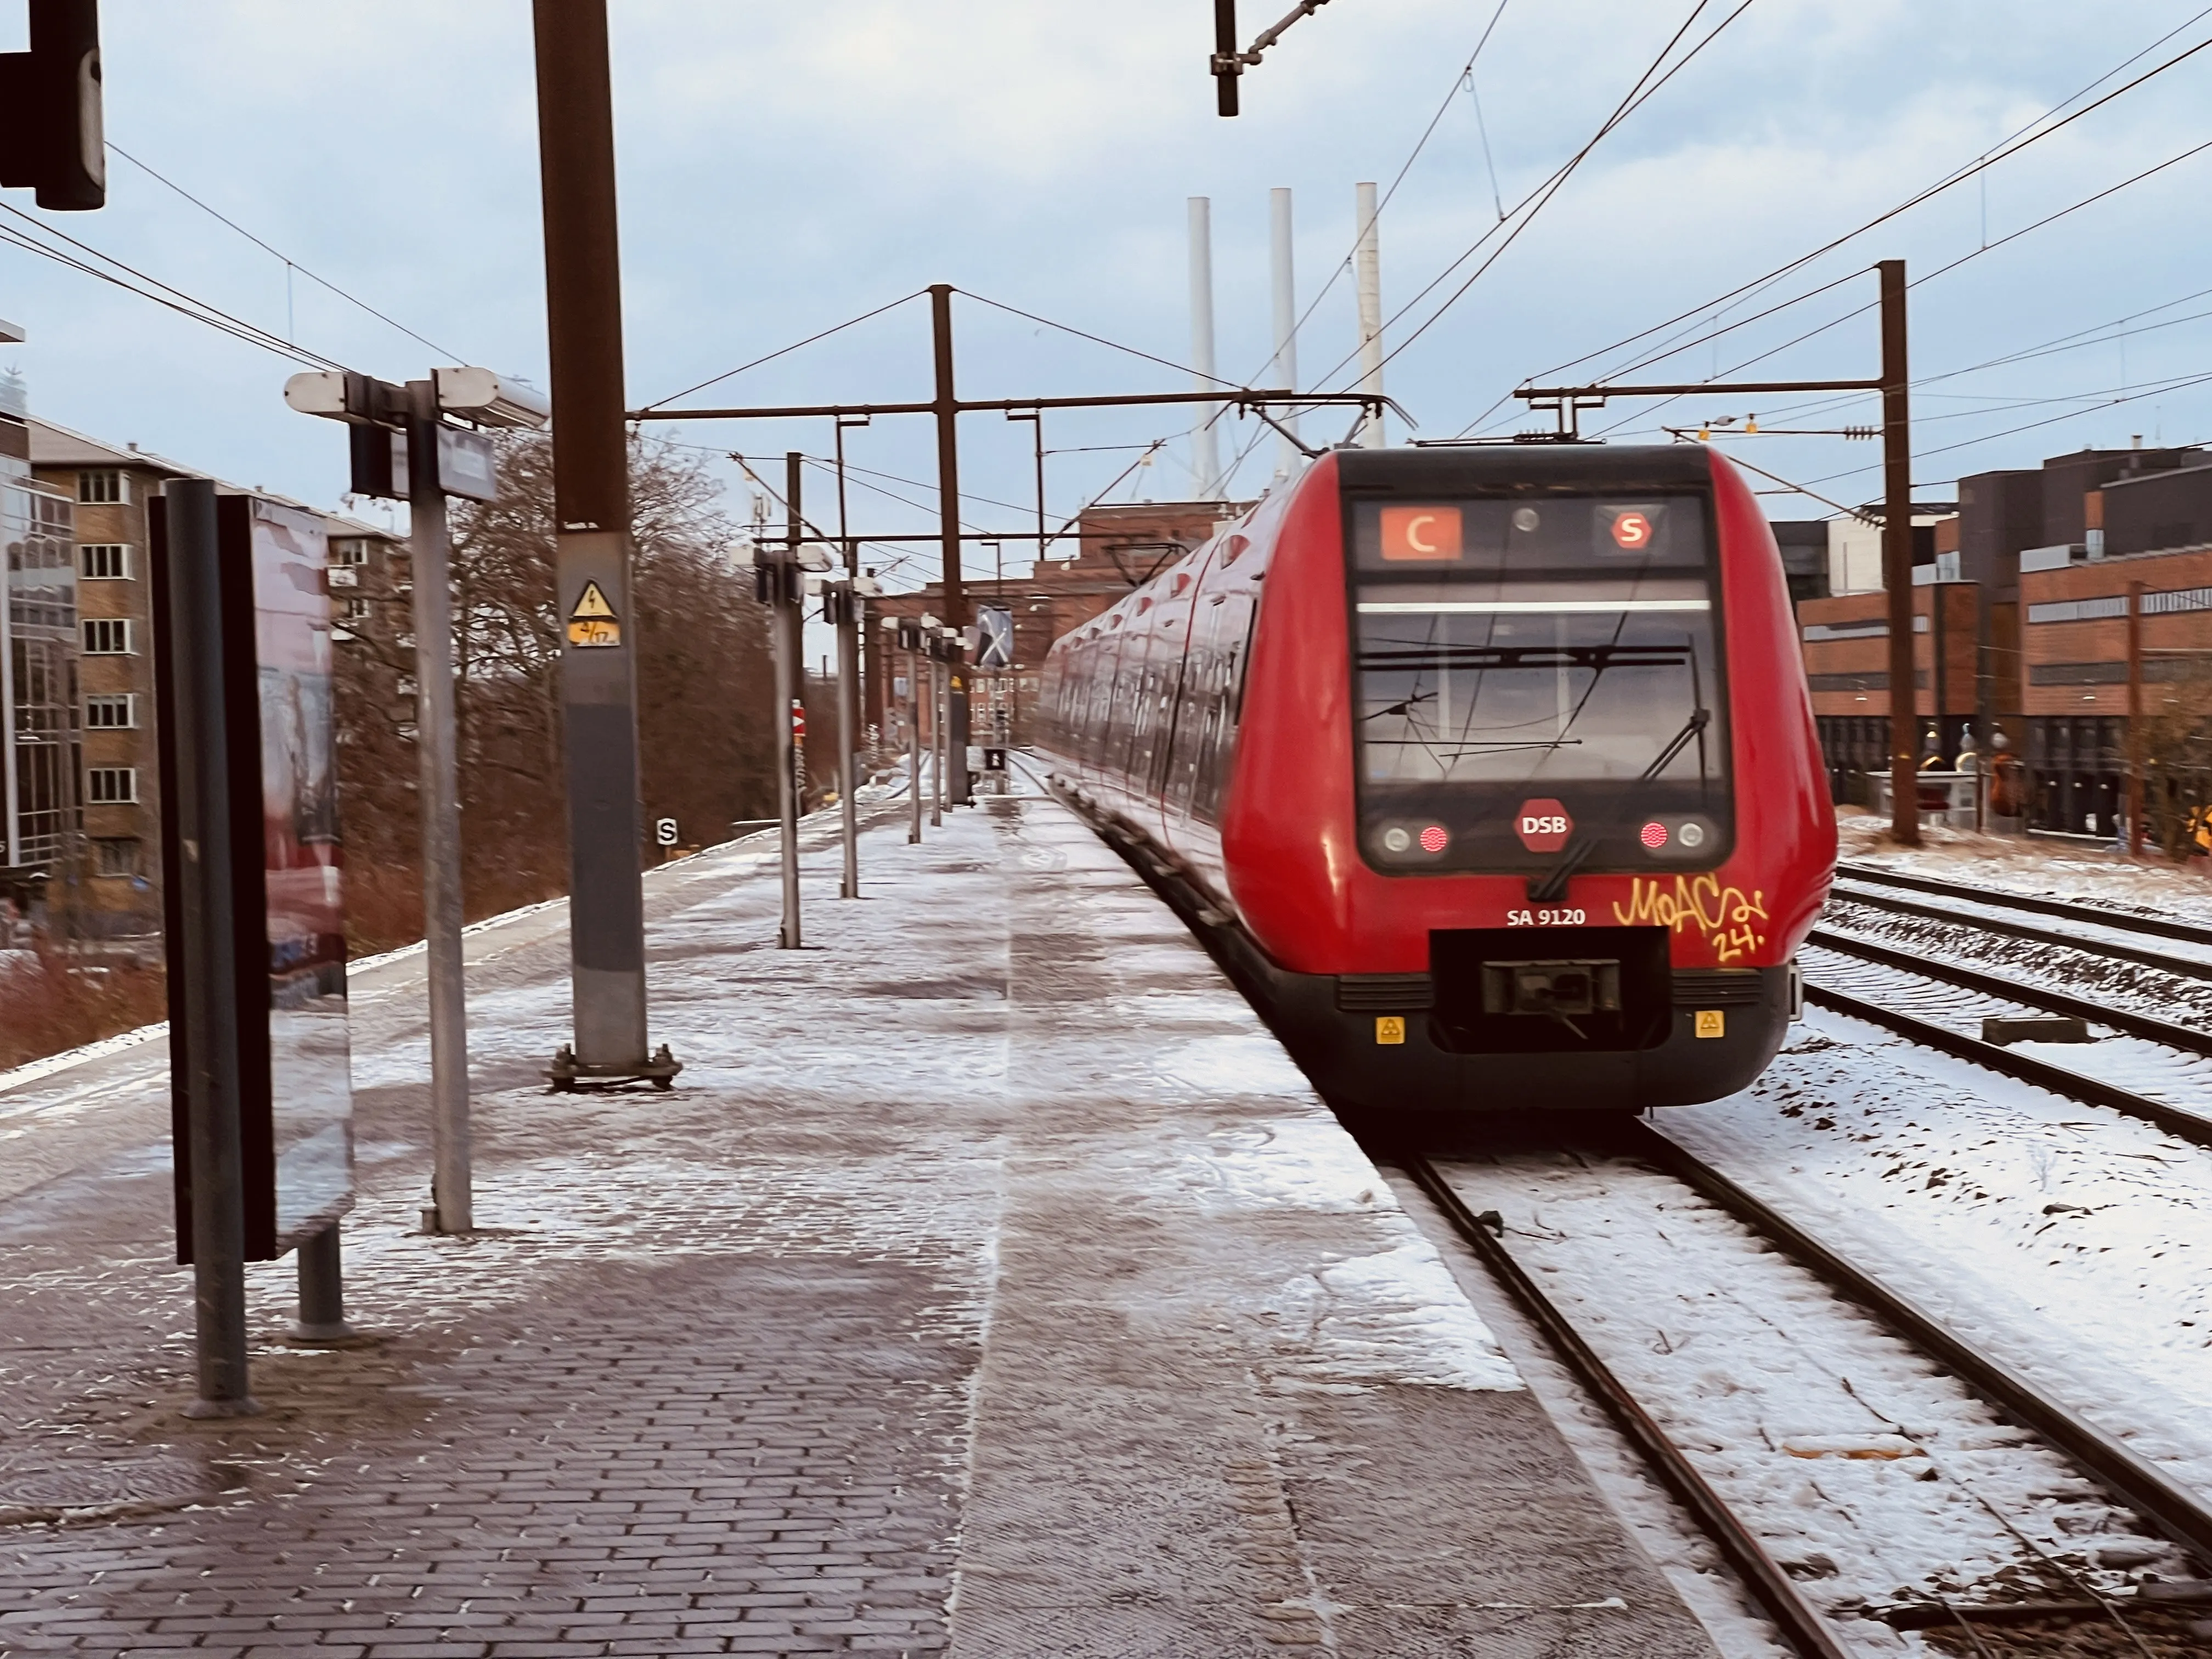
[1516,798,1572,853]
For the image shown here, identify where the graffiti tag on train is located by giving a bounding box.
[1611,875,1770,963]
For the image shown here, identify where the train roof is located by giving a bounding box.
[1335,443,1714,496]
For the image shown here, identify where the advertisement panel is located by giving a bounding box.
[251,501,352,1248]
[155,494,354,1261]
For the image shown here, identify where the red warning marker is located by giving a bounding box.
[1516,799,1572,854]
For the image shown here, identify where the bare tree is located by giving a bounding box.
[333,433,776,951]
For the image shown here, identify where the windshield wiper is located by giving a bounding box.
[1526,708,1709,904]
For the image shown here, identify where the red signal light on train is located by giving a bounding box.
[1418,824,1449,853]
[1611,510,1654,550]
[1640,820,1669,849]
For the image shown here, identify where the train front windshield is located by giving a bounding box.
[1348,493,1732,874]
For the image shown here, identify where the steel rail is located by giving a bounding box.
[1829,881,2212,980]
[1835,861,2212,951]
[1398,1154,1854,1659]
[1801,978,2212,1147]
[1624,1120,2212,1564]
[1808,928,2212,1057]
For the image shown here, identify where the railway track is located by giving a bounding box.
[1402,1125,2212,1657]
[1829,864,2212,980]
[1835,861,2212,955]
[1807,866,2212,1144]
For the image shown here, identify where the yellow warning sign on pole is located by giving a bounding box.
[567,580,620,647]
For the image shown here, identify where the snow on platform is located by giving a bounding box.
[0,794,1719,1657]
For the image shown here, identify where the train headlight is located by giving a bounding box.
[1640,820,1668,849]
[1381,827,1412,854]
[1678,820,1707,850]
[1419,825,1449,853]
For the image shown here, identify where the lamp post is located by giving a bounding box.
[816,568,879,898]
[281,364,565,1195]
[737,531,834,947]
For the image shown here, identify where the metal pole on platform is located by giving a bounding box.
[834,579,861,899]
[291,1222,353,1344]
[929,286,972,804]
[891,619,921,843]
[930,647,946,828]
[532,0,666,1082]
[164,477,259,1420]
[407,380,471,1233]
[776,453,804,947]
[1879,258,1918,848]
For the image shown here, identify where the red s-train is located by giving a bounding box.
[1038,443,1836,1116]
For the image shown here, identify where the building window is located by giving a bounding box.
[82,617,132,654]
[331,538,371,567]
[77,470,124,504]
[94,837,142,877]
[79,543,132,579]
[84,693,136,729]
[86,767,137,804]
[341,596,370,623]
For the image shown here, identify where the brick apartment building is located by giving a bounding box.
[867,499,1245,750]
[15,411,398,941]
[23,418,194,938]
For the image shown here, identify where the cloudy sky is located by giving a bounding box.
[5,1,2211,590]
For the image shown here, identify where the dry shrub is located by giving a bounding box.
[0,945,168,1070]
[2137,661,2212,859]
[342,862,426,959]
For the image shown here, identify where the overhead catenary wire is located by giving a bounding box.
[957,289,1246,391]
[106,143,465,362]
[0,204,348,371]
[1596,128,2212,426]
[1305,0,1762,400]
[637,290,929,412]
[1568,130,2212,450]
[1245,0,1515,383]
[1531,9,2212,390]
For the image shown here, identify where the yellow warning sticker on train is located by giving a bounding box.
[568,580,620,647]
[1694,1009,1724,1039]
[1375,1015,1406,1045]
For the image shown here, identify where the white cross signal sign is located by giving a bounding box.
[976,606,1014,669]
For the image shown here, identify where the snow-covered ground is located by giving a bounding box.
[1838,806,2212,929]
[1660,1014,2212,1592]
[1802,940,2212,1124]
[1433,1153,2187,1652]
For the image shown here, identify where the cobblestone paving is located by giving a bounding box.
[1,815,992,1657]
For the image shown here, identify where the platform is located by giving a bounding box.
[0,793,1720,1657]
